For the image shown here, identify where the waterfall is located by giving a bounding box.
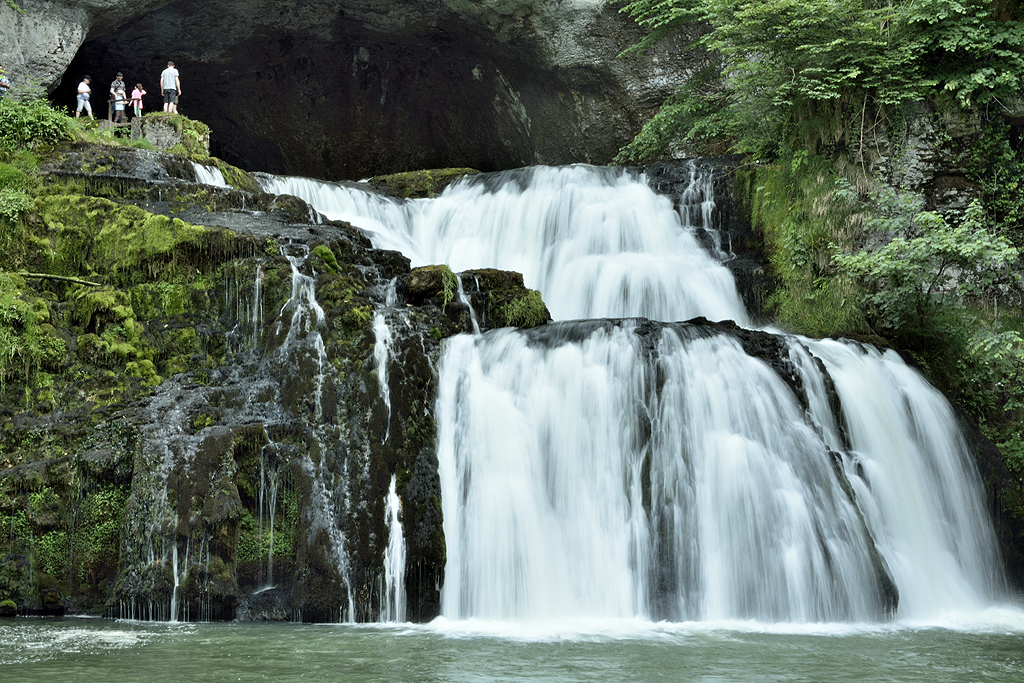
[191,162,231,188]
[437,324,889,622]
[258,165,747,324]
[259,161,1007,625]
[798,340,1006,617]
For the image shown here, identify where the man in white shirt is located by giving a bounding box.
[76,75,94,119]
[160,61,181,113]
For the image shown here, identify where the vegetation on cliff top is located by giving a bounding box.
[615,0,1024,161]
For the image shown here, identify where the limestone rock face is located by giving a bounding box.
[0,0,170,92]
[35,0,699,178]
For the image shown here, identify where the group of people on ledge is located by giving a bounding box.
[74,61,181,122]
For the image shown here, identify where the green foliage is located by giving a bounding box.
[236,487,297,566]
[615,64,733,163]
[74,486,127,582]
[616,0,1024,159]
[440,265,457,309]
[4,0,25,14]
[0,272,66,398]
[739,157,869,337]
[0,188,32,225]
[836,198,1018,333]
[967,116,1024,242]
[616,0,703,56]
[0,98,73,151]
[126,138,157,151]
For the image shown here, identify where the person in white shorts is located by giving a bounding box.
[76,76,94,119]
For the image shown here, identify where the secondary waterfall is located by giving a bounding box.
[262,163,1006,624]
[191,162,231,188]
[259,165,747,323]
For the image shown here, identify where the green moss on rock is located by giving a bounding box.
[369,168,480,199]
[29,194,205,284]
[487,289,550,329]
[311,245,340,274]
[403,265,456,307]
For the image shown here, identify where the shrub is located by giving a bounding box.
[0,98,73,151]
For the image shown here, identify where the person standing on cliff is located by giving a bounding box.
[161,61,180,114]
[75,75,94,119]
[109,71,126,103]
[131,83,146,118]
[0,64,11,100]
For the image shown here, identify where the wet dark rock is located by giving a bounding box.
[1,140,475,622]
[369,168,481,199]
[643,158,773,322]
[235,586,292,621]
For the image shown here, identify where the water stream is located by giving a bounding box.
[261,163,1016,626]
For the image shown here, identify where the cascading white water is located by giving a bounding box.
[372,281,398,441]
[258,165,747,324]
[437,324,888,622]
[796,339,1005,618]
[191,162,231,188]
[382,475,407,622]
[259,162,1009,626]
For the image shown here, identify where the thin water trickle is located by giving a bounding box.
[455,274,481,335]
[372,281,397,442]
[382,474,407,622]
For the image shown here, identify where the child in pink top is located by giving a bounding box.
[131,84,146,118]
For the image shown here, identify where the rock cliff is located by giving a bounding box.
[5,0,701,178]
[0,139,546,620]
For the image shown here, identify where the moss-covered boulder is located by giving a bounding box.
[401,265,550,331]
[369,168,480,199]
[462,268,551,330]
[140,114,211,156]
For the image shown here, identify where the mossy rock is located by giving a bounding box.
[0,599,16,617]
[369,168,480,199]
[402,265,456,306]
[462,268,525,291]
[141,113,211,156]
[211,158,261,193]
[311,245,340,274]
[28,194,205,283]
[485,290,549,329]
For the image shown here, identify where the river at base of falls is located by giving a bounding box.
[4,617,1024,682]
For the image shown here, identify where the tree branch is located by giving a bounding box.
[17,272,102,287]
